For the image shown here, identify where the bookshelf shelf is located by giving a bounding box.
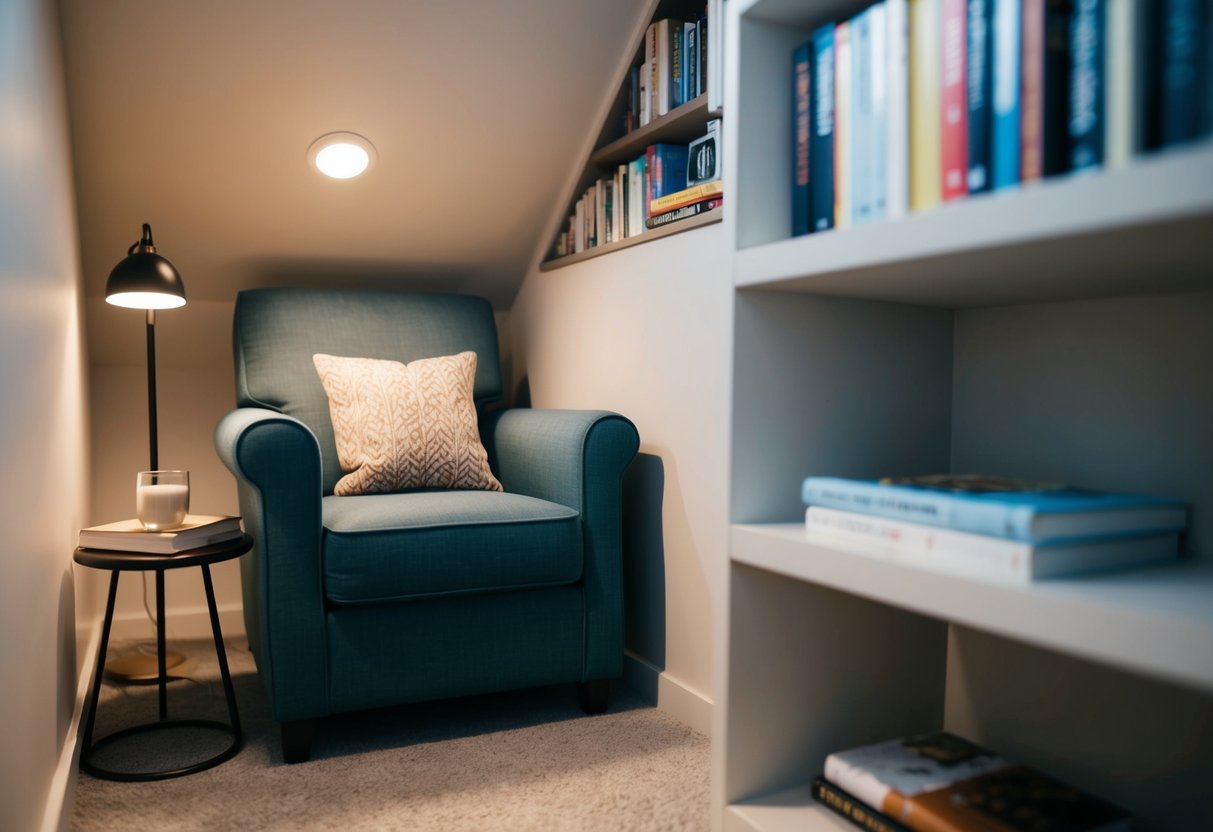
[539,209,720,271]
[590,94,714,169]
[736,142,1213,307]
[733,523,1213,695]
[715,0,1213,830]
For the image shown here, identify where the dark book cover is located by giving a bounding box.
[812,777,913,832]
[1068,0,1105,170]
[967,0,994,193]
[792,40,813,237]
[670,18,685,109]
[1042,0,1073,176]
[1160,0,1206,147]
[699,12,709,99]
[811,23,836,232]
[1021,0,1072,180]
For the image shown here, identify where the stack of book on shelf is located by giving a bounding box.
[553,119,723,257]
[800,474,1187,583]
[790,0,1213,237]
[78,515,243,554]
[813,731,1131,832]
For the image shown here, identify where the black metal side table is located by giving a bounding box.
[74,534,253,781]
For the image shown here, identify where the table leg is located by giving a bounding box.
[202,564,243,740]
[156,568,167,720]
[81,571,120,753]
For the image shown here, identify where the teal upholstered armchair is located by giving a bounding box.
[214,288,639,762]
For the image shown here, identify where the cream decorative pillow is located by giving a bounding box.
[312,351,503,496]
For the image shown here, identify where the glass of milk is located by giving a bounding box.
[136,470,190,531]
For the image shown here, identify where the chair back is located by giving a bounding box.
[233,287,502,495]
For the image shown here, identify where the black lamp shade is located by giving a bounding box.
[105,224,186,309]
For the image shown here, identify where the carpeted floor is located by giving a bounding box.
[70,639,710,831]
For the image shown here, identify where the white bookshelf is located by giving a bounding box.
[715,0,1213,830]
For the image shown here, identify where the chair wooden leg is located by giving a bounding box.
[281,719,315,764]
[577,680,610,715]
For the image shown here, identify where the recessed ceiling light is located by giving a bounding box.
[307,132,376,179]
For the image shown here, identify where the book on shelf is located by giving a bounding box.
[835,19,854,228]
[645,143,690,218]
[967,0,994,193]
[812,776,913,832]
[650,179,723,215]
[886,0,910,219]
[645,196,722,229]
[1068,0,1106,172]
[992,0,1022,188]
[800,474,1187,543]
[687,121,721,186]
[792,38,813,237]
[805,505,1179,582]
[941,0,969,200]
[1159,0,1206,148]
[812,23,838,232]
[909,0,942,210]
[79,515,243,554]
[824,732,1131,832]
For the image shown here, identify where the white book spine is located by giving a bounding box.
[835,22,853,229]
[886,0,910,219]
[1105,0,1135,168]
[869,3,889,222]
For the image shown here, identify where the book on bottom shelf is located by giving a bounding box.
[813,777,913,832]
[801,474,1187,542]
[78,515,243,554]
[823,732,1131,832]
[805,505,1179,583]
[645,196,722,229]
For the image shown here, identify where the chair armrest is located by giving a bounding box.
[214,407,328,721]
[486,408,640,680]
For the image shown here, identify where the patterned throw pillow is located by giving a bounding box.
[312,351,503,496]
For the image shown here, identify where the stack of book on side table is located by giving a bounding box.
[800,474,1187,584]
[78,515,243,555]
[813,731,1131,832]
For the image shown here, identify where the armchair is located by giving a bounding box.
[214,288,638,762]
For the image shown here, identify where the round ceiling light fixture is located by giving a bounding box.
[307,131,376,179]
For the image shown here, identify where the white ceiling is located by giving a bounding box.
[59,0,647,311]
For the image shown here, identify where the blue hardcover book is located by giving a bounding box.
[1160,0,1205,147]
[792,40,813,237]
[992,0,1022,188]
[967,0,994,193]
[811,24,837,232]
[670,19,686,109]
[869,3,889,222]
[1069,0,1105,171]
[801,474,1187,543]
[650,143,690,198]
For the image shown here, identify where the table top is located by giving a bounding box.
[74,533,254,571]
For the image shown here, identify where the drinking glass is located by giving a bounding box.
[136,470,190,531]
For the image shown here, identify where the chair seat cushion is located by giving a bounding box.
[322,490,582,604]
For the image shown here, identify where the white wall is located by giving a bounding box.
[510,223,732,734]
[0,0,91,828]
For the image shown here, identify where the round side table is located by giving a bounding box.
[74,533,253,781]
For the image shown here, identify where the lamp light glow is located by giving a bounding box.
[106,291,187,310]
[308,132,376,179]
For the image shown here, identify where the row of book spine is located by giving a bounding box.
[554,144,693,257]
[625,0,724,134]
[792,0,1213,237]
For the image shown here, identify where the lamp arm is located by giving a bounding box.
[146,309,158,471]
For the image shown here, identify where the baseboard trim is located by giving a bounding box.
[622,651,713,737]
[41,619,100,832]
[108,604,246,644]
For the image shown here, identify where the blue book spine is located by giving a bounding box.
[671,20,685,109]
[992,0,1022,188]
[687,22,698,101]
[801,477,1185,541]
[967,0,994,193]
[1160,0,1204,147]
[792,41,813,237]
[1068,0,1105,170]
[652,144,690,196]
[811,24,837,232]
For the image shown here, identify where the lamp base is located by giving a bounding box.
[105,652,186,683]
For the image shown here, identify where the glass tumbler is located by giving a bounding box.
[136,470,190,531]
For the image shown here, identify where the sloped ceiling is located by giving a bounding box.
[59,0,646,318]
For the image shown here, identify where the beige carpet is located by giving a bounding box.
[70,639,710,831]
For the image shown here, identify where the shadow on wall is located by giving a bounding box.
[623,453,666,683]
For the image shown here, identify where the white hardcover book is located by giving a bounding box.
[708,0,724,112]
[657,19,672,117]
[886,0,910,219]
[574,198,586,252]
[869,3,889,222]
[835,21,853,229]
[805,506,1179,584]
[79,515,242,554]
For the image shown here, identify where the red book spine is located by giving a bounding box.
[940,0,968,201]
[1019,0,1044,182]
